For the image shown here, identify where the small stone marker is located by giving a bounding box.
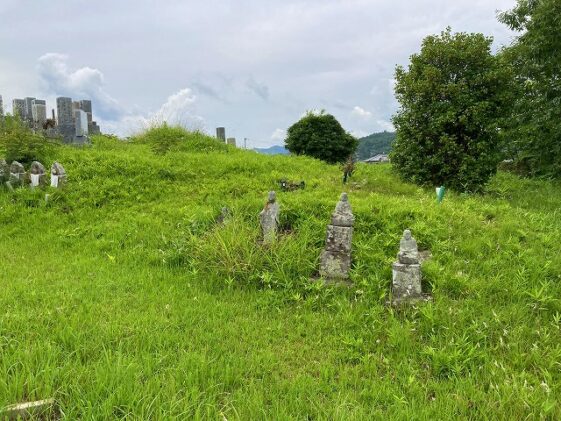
[259,191,280,244]
[392,229,422,304]
[0,159,8,182]
[227,137,236,147]
[9,161,25,186]
[216,206,231,224]
[1,398,55,420]
[50,162,66,188]
[29,161,46,187]
[319,192,354,283]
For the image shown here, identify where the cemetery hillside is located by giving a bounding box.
[1,128,561,419]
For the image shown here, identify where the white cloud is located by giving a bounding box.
[376,120,395,132]
[352,106,373,118]
[151,89,203,128]
[101,89,205,136]
[271,128,286,141]
[37,53,123,120]
[351,129,368,138]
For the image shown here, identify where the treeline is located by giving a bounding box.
[355,131,395,161]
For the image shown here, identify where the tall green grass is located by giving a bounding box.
[1,128,560,418]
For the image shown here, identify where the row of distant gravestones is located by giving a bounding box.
[0,160,67,190]
[259,191,430,305]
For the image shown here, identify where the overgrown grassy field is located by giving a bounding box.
[1,129,561,419]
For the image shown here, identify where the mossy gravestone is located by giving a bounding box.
[9,161,25,186]
[319,193,354,284]
[0,159,8,182]
[392,229,422,304]
[259,191,279,244]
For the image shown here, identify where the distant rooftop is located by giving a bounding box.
[364,154,390,163]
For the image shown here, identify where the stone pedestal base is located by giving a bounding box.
[30,173,46,187]
[392,262,421,303]
[319,250,351,282]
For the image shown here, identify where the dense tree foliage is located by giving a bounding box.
[285,111,357,164]
[498,0,561,177]
[390,29,513,192]
[355,131,395,161]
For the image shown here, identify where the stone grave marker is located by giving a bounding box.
[216,127,226,142]
[29,161,46,187]
[216,206,231,224]
[50,162,66,188]
[392,229,423,304]
[9,161,25,186]
[319,192,354,284]
[0,159,8,182]
[259,191,280,244]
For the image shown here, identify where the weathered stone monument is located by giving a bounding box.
[9,161,25,186]
[216,127,226,142]
[50,162,66,188]
[392,229,422,304]
[259,191,280,244]
[319,192,354,283]
[0,159,8,182]
[227,137,236,147]
[29,161,46,187]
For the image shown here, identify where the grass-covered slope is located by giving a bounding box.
[1,130,561,419]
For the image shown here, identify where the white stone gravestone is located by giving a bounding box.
[29,161,46,187]
[50,162,66,188]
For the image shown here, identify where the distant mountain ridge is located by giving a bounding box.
[355,131,396,161]
[254,145,289,155]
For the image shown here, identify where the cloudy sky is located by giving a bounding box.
[0,0,515,147]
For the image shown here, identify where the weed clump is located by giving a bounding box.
[0,115,57,164]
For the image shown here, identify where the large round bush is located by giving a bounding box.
[285,111,357,164]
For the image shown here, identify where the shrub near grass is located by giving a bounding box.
[0,115,56,164]
[1,135,561,418]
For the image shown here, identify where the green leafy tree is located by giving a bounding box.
[390,29,513,192]
[498,0,561,177]
[285,111,357,164]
